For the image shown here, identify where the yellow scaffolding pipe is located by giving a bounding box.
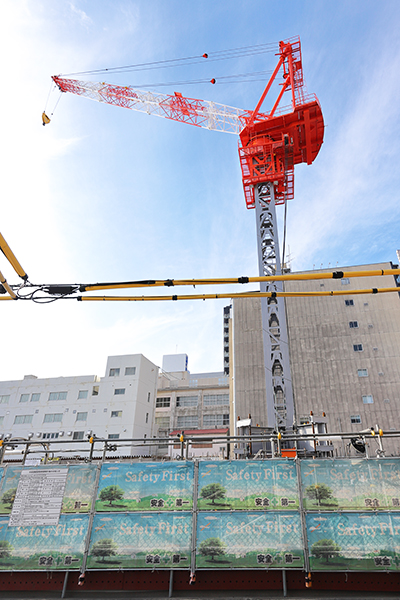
[78,287,400,302]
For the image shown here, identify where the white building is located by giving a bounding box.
[0,354,158,459]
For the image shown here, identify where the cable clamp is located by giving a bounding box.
[238,276,249,284]
[164,280,174,287]
[332,271,344,279]
[372,288,378,294]
[172,295,178,301]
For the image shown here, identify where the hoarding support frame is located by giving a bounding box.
[168,569,173,597]
[61,570,68,599]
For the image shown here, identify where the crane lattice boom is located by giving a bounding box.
[52,76,257,135]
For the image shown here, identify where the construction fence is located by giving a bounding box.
[0,458,399,573]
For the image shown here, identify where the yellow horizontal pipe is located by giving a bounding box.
[0,232,27,281]
[0,296,15,301]
[82,269,399,292]
[79,287,400,302]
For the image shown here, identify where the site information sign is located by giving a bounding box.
[96,462,194,511]
[87,513,192,569]
[198,460,298,510]
[196,511,303,569]
[301,459,400,511]
[9,468,68,527]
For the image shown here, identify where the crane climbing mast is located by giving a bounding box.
[52,36,324,431]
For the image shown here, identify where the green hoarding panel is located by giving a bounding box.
[197,460,298,510]
[307,512,400,571]
[0,514,89,570]
[96,462,194,512]
[87,512,192,569]
[61,464,97,513]
[196,512,303,569]
[301,459,400,511]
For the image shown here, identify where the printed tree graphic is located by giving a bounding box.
[199,537,227,562]
[99,485,125,506]
[1,488,17,509]
[0,540,13,561]
[91,538,118,562]
[311,539,341,564]
[305,483,334,507]
[200,483,226,505]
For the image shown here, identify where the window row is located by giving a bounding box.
[13,387,127,404]
[157,394,230,409]
[175,414,229,429]
[10,410,124,425]
[109,367,136,377]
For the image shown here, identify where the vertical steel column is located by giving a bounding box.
[254,182,294,429]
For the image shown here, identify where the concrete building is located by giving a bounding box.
[231,261,400,454]
[154,355,229,455]
[0,354,158,458]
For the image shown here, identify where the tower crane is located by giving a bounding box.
[52,36,324,431]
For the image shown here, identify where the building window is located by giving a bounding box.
[48,391,68,401]
[357,369,368,377]
[20,394,29,403]
[30,393,40,402]
[176,416,198,429]
[43,413,63,423]
[114,388,125,395]
[176,396,198,407]
[125,367,136,375]
[76,412,88,422]
[345,299,354,306]
[78,390,88,400]
[14,414,33,425]
[353,344,363,352]
[203,414,230,427]
[0,395,10,404]
[156,397,171,408]
[92,386,99,396]
[362,395,374,404]
[351,415,361,424]
[155,417,170,428]
[203,394,229,406]
[145,413,149,424]
[111,411,123,418]
[0,416,4,426]
[147,392,151,403]
[108,433,120,439]
[43,432,59,439]
[349,321,358,328]
[109,368,120,377]
[341,278,350,285]
[73,431,84,440]
[189,379,198,388]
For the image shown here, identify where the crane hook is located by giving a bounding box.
[42,112,51,126]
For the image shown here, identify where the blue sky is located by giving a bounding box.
[1,0,400,380]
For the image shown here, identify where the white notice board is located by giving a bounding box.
[9,468,68,527]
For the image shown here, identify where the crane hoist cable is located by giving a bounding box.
[60,41,279,78]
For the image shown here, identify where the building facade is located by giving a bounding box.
[154,356,229,456]
[232,261,400,454]
[0,354,158,458]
